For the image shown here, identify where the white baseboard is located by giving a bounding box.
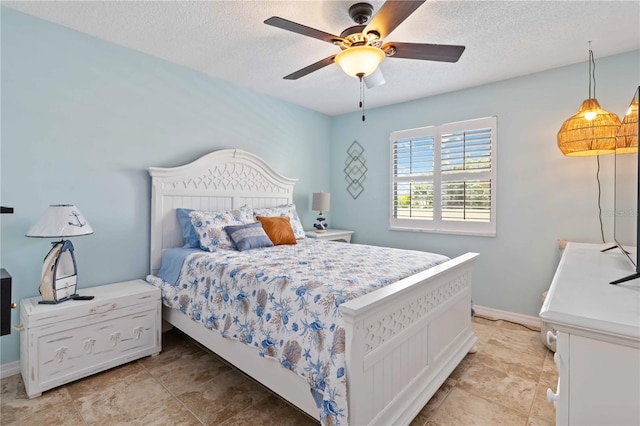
[473,305,541,329]
[1,361,20,379]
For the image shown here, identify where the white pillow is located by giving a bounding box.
[190,206,254,251]
[253,204,306,239]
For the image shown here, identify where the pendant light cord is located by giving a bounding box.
[589,41,605,244]
[596,155,606,244]
[588,41,596,99]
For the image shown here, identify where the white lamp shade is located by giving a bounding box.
[26,204,93,238]
[335,46,385,78]
[312,192,331,213]
[364,68,386,88]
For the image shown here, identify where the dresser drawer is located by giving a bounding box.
[37,304,157,386]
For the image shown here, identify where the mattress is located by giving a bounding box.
[147,238,449,425]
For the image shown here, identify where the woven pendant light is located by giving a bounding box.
[557,98,622,156]
[557,45,621,156]
[616,93,638,154]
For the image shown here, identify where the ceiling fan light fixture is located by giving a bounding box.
[335,46,385,78]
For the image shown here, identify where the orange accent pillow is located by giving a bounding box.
[256,216,297,245]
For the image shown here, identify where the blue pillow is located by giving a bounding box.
[225,222,273,252]
[176,208,200,248]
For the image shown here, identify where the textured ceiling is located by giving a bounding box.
[3,1,639,116]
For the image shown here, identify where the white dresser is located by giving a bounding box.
[20,279,161,398]
[540,242,640,425]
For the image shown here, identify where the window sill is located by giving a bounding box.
[388,225,496,238]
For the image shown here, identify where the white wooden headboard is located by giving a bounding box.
[148,149,297,274]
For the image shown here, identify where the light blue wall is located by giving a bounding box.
[330,50,639,317]
[0,8,331,364]
[2,6,638,366]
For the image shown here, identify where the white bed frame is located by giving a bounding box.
[148,149,479,425]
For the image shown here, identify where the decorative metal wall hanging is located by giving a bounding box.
[344,141,367,199]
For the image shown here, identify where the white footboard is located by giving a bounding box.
[340,252,479,425]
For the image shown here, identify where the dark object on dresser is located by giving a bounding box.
[1,268,12,336]
[1,206,14,335]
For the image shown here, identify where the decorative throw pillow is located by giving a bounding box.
[225,222,273,252]
[190,207,254,251]
[176,208,200,248]
[256,216,297,245]
[253,204,306,239]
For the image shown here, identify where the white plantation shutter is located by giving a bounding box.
[440,124,493,223]
[392,127,436,221]
[390,117,497,236]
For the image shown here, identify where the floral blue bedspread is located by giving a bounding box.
[147,239,449,425]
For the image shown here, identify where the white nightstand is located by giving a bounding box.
[19,279,161,398]
[305,229,354,243]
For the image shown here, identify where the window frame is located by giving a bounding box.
[389,116,497,237]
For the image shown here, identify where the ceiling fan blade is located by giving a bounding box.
[265,17,343,44]
[284,55,337,80]
[383,42,465,62]
[364,0,426,40]
[364,68,386,88]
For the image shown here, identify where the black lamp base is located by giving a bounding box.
[313,213,327,233]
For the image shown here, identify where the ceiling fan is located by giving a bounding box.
[264,1,465,86]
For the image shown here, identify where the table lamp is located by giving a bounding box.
[26,204,93,304]
[312,192,330,233]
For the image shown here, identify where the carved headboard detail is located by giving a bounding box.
[148,149,297,274]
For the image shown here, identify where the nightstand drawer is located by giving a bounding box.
[37,304,157,386]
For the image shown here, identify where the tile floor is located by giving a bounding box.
[1,316,557,425]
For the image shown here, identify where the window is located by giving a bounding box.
[390,117,497,236]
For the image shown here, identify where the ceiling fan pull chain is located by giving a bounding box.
[358,74,366,121]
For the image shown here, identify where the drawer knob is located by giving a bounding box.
[133,326,144,340]
[109,332,121,347]
[546,388,559,407]
[546,330,557,346]
[55,346,68,363]
[84,338,96,353]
